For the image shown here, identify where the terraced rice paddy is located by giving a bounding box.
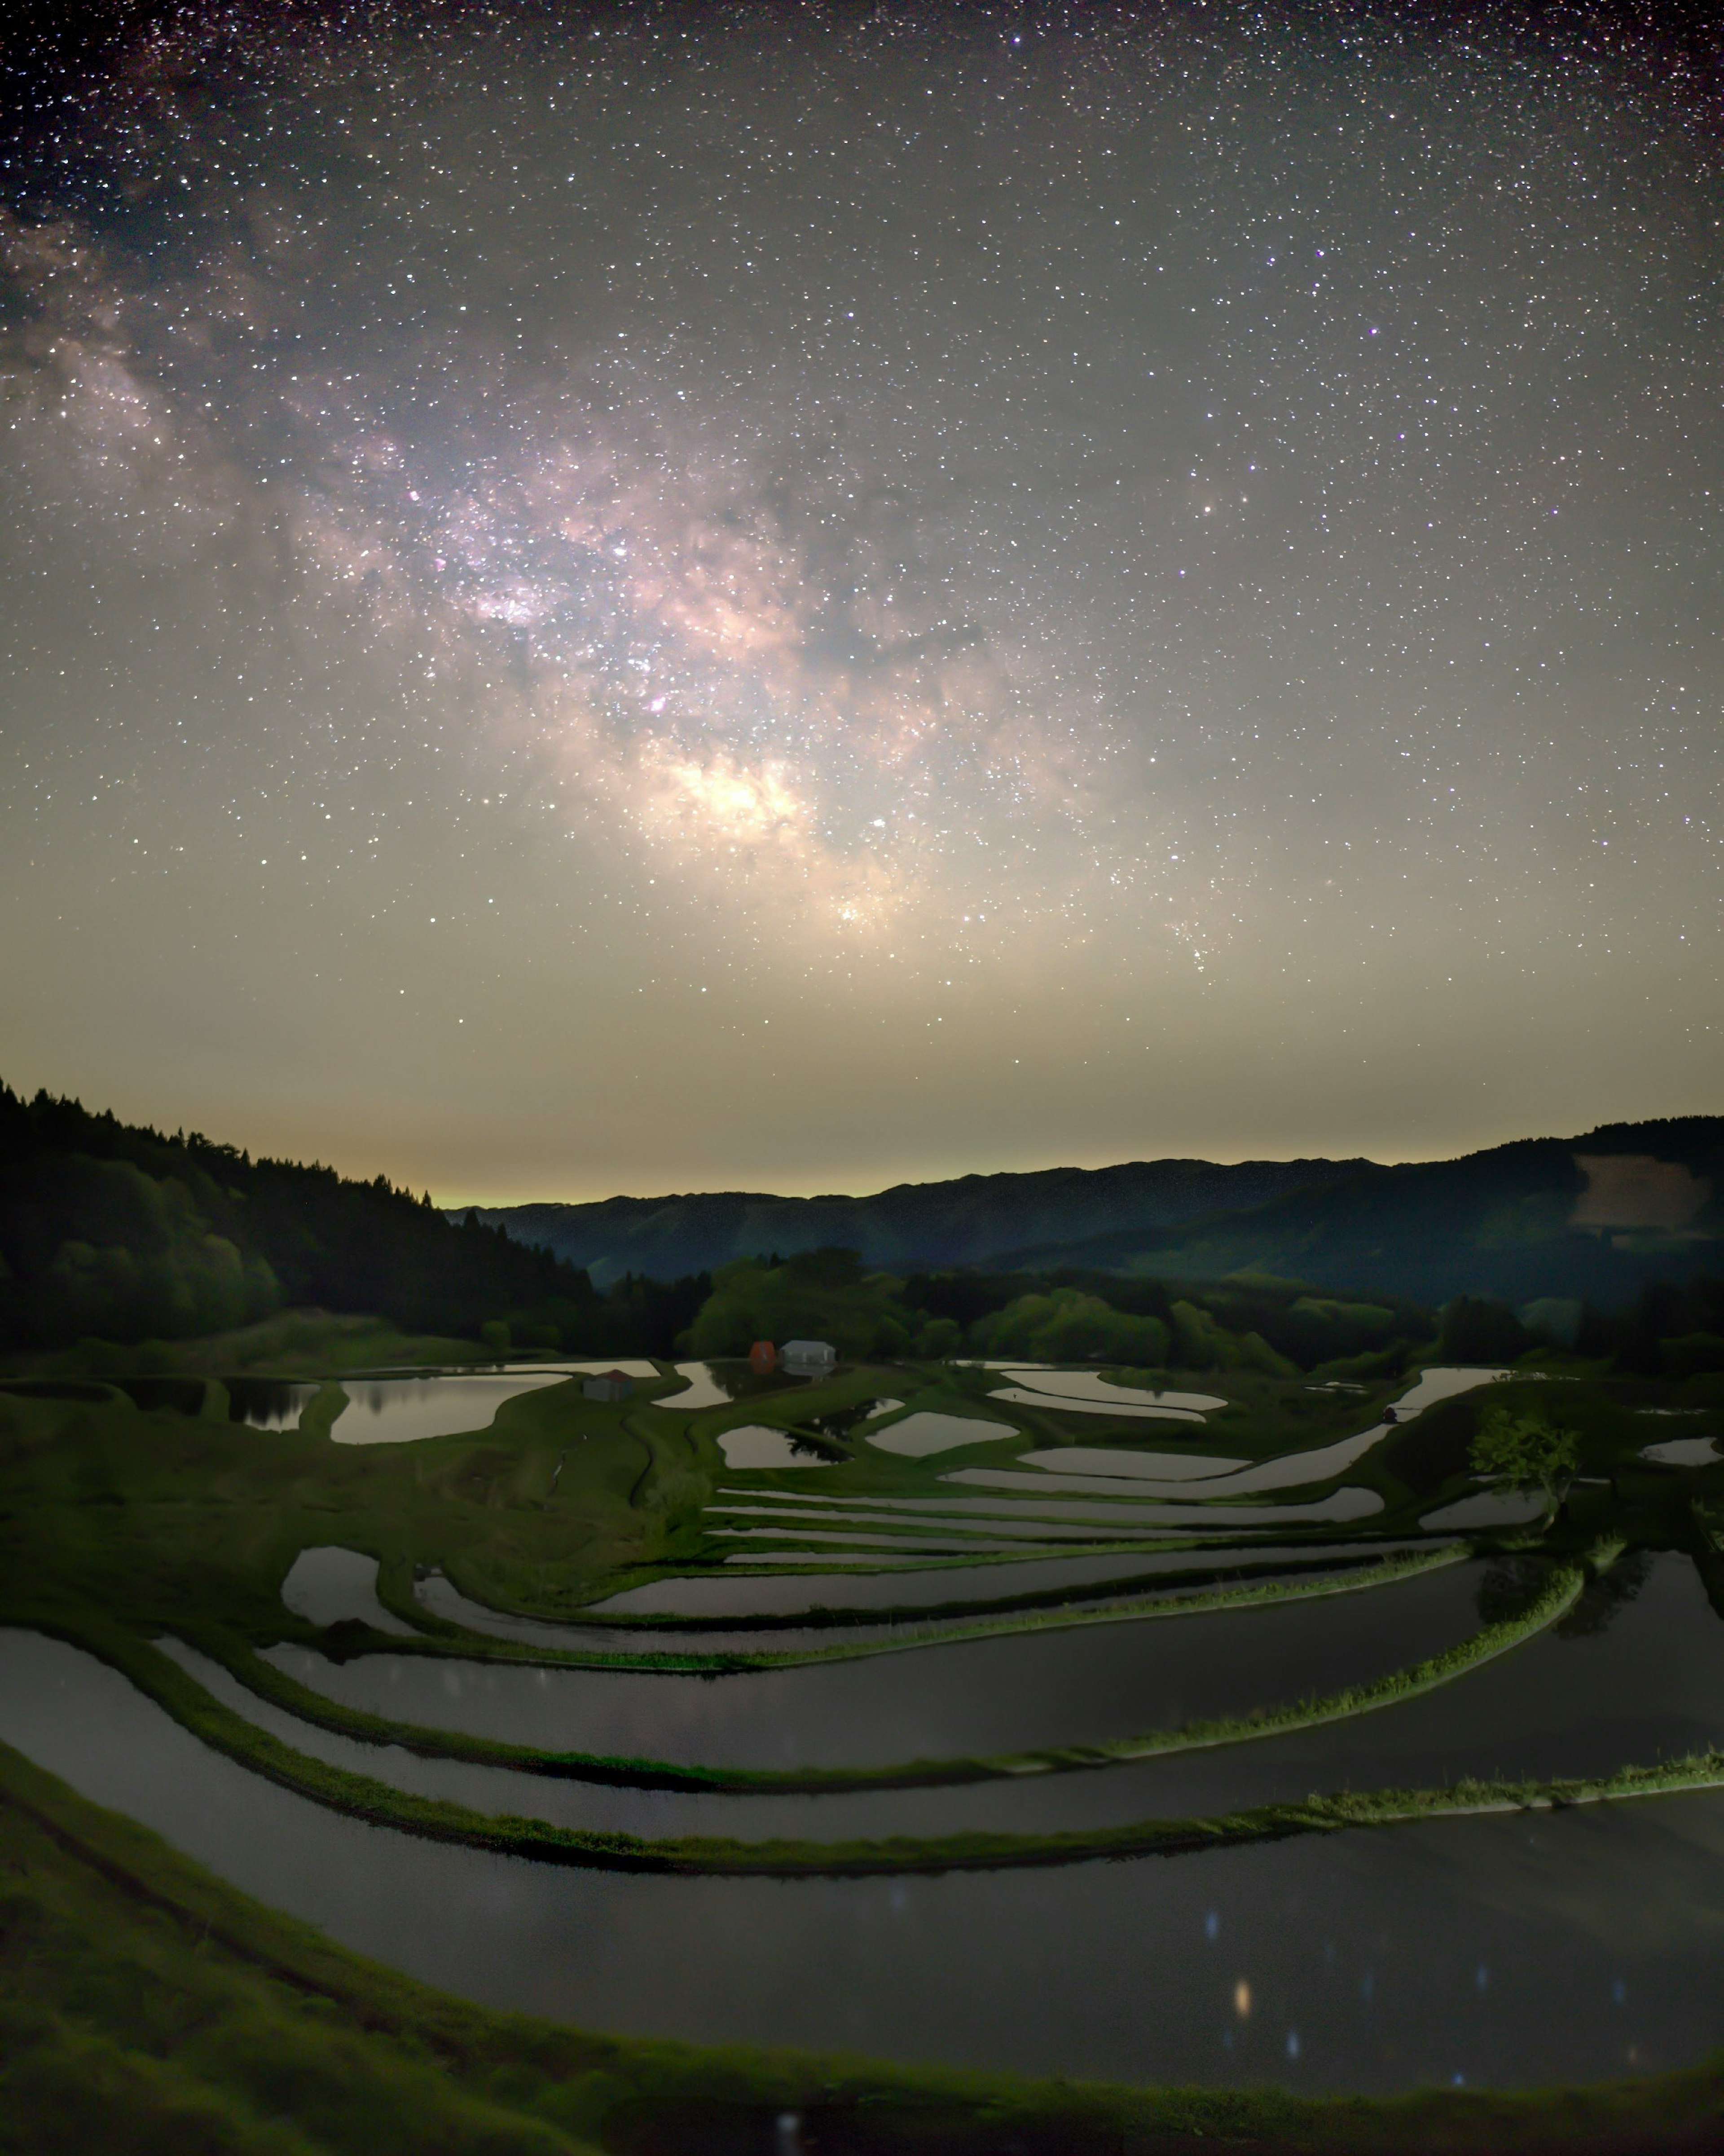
[587,1547,1353,1614]
[263,1556,1495,1768]
[6,1353,1724,2105]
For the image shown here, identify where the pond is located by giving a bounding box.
[263,1557,1491,1771]
[327,1372,569,1446]
[4,1626,1724,2095]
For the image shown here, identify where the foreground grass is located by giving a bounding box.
[7,1738,1724,2156]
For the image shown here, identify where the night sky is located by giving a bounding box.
[3,4,1720,1203]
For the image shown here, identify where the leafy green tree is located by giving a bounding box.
[1469,1402,1580,1515]
[685,1249,912,1361]
[970,1288,1168,1366]
[914,1316,963,1359]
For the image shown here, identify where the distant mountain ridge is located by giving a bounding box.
[460,1157,1358,1287]
[465,1117,1724,1309]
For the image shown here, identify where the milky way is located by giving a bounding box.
[2,5,1720,1199]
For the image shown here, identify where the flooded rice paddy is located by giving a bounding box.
[170,1552,1719,1845]
[660,1362,737,1409]
[6,1622,1724,2094]
[944,1473,1385,1523]
[586,1544,1382,1616]
[411,1557,1404,1656]
[716,1425,836,1468]
[226,1377,322,1430]
[1421,1488,1551,1529]
[327,1371,569,1444]
[263,1557,1492,1769]
[233,1550,1724,1847]
[280,1547,418,1635]
[986,1386,1211,1422]
[1642,1436,1722,1467]
[863,1410,1018,1456]
[17,1358,1717,2102]
[994,1372,1228,1412]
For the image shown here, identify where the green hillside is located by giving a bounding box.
[468,1120,1724,1310]
[0,1084,600,1355]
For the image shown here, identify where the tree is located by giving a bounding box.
[1469,1402,1579,1517]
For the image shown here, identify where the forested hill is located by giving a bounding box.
[468,1117,1724,1311]
[461,1155,1364,1285]
[0,1084,598,1350]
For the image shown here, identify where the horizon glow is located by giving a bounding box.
[2,5,1720,1204]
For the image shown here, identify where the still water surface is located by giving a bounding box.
[3,1626,1721,2094]
[412,1557,1407,1659]
[234,1554,1724,1841]
[330,1372,568,1445]
[265,1557,1491,1769]
[589,1544,1412,1617]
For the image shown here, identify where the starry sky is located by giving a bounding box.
[2,3,1720,1204]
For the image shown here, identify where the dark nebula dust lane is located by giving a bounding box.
[2,5,1719,1197]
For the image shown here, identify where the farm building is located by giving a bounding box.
[780,1339,836,1376]
[581,1370,635,1402]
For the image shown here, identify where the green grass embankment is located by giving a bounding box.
[194,1550,1550,1796]
[410,1536,1457,1648]
[349,1542,1470,1673]
[10,1736,1724,2156]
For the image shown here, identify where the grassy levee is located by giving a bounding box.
[370,1544,1468,1672]
[412,1540,1456,1645]
[190,1552,1561,1795]
[10,1743,1724,2156]
[24,1566,1724,1880]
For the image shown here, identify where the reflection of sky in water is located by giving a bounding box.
[265,1559,1490,1771]
[330,1373,565,1445]
[4,1623,1724,2094]
[594,1546,1348,1617]
[226,1379,321,1432]
[715,1424,834,1469]
[865,1410,1017,1457]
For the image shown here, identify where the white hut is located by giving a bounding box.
[780,1339,837,1376]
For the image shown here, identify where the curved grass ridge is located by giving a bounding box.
[377,1542,1467,1673]
[196,1553,1565,1795]
[7,1568,1640,1878]
[412,1537,1411,1641]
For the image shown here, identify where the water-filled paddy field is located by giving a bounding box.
[4,1625,1724,2096]
[265,1556,1492,1768]
[7,1352,1724,2110]
[119,1551,1720,1845]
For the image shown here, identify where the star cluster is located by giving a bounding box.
[1,4,1720,1196]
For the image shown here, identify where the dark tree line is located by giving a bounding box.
[0,1083,600,1349]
